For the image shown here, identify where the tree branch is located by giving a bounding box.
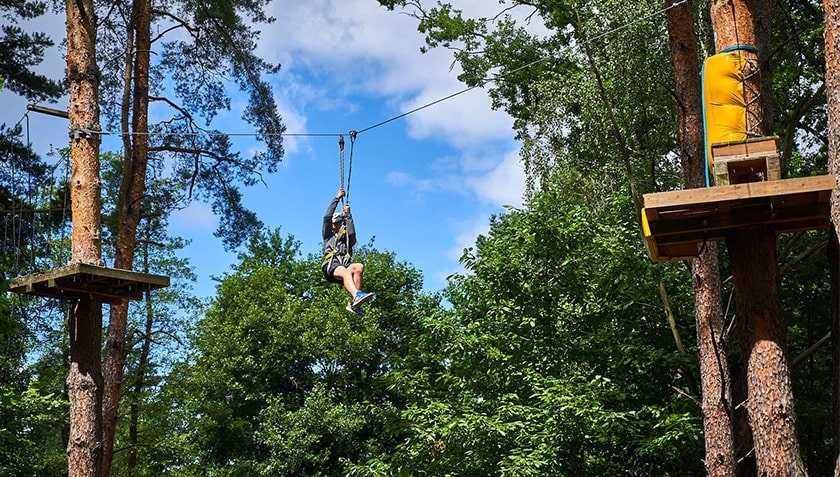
[791,331,830,368]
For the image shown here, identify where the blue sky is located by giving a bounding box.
[3,0,529,297]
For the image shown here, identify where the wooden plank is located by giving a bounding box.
[712,136,778,157]
[714,153,781,185]
[643,175,836,209]
[653,242,704,261]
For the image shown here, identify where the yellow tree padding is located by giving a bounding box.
[702,50,750,177]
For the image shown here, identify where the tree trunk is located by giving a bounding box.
[128,288,155,475]
[710,0,806,475]
[67,297,103,477]
[65,0,104,473]
[830,232,840,477]
[66,0,103,267]
[101,0,152,474]
[665,1,737,474]
[824,0,840,473]
[693,244,737,476]
[729,228,805,476]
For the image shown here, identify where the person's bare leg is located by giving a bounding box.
[349,263,364,290]
[332,266,358,297]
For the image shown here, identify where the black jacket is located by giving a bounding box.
[322,197,356,259]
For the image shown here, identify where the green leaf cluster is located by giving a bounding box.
[157,229,441,475]
[0,0,63,101]
[0,277,68,476]
[358,174,702,476]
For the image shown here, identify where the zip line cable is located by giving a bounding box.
[19,0,687,142]
[4,0,685,270]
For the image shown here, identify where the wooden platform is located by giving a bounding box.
[642,174,836,262]
[9,263,170,303]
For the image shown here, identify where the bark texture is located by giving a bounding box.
[729,228,805,476]
[711,0,806,475]
[666,1,736,474]
[710,0,757,52]
[692,243,736,476]
[825,1,840,474]
[831,231,840,477]
[67,297,103,477]
[101,0,153,474]
[66,0,103,266]
[65,0,104,473]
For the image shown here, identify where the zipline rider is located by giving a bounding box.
[322,188,374,315]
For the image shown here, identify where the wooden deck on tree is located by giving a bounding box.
[642,174,836,262]
[9,263,170,303]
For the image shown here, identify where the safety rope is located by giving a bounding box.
[337,130,357,204]
[338,134,345,204]
[347,130,356,203]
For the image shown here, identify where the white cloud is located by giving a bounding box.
[385,145,524,208]
[401,85,515,149]
[171,202,216,232]
[257,0,520,151]
[3,0,537,297]
[449,212,491,262]
[466,148,525,208]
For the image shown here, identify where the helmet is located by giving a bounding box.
[331,212,344,224]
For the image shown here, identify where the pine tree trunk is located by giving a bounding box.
[65,0,104,473]
[67,298,103,477]
[693,243,736,476]
[100,0,152,474]
[665,1,736,474]
[710,0,806,475]
[824,0,840,473]
[830,231,840,477]
[729,228,805,476]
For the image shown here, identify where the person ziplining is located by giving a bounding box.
[321,188,374,315]
[320,132,374,315]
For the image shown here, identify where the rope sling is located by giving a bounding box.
[338,130,357,204]
[331,131,359,268]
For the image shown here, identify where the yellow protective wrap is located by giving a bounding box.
[702,51,749,172]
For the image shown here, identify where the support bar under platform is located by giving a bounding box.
[641,174,836,262]
[9,263,170,303]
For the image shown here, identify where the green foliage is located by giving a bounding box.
[0,380,68,476]
[778,229,833,474]
[0,0,63,101]
[257,385,371,476]
[770,0,826,176]
[93,0,285,251]
[158,228,441,475]
[372,2,835,473]
[0,278,68,476]
[352,177,702,476]
[0,0,833,474]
